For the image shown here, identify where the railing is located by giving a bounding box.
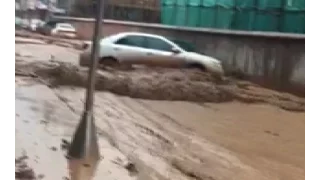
[160,0,305,33]
[62,0,305,34]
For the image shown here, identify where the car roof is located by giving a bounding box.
[115,32,166,39]
[168,37,192,43]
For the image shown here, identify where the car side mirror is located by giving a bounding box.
[171,47,180,54]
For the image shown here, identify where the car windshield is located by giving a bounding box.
[170,39,198,53]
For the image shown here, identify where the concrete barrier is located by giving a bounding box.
[55,16,305,96]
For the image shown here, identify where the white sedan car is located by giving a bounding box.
[38,22,77,39]
[51,23,77,38]
[79,32,224,76]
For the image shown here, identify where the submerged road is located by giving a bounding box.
[15,78,136,180]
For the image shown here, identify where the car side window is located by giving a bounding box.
[115,35,145,48]
[48,21,58,28]
[145,37,173,52]
[45,22,53,28]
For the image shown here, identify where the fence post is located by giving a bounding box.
[213,1,217,28]
[173,0,177,25]
[231,0,237,29]
[185,0,189,26]
[278,0,287,32]
[253,0,258,31]
[198,0,203,27]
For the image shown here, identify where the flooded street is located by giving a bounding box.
[15,36,305,180]
[16,79,137,180]
[55,87,304,180]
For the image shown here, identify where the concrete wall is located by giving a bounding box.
[56,16,305,96]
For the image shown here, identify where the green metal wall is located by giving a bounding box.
[161,0,305,33]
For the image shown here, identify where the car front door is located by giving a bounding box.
[144,36,185,68]
[112,35,147,64]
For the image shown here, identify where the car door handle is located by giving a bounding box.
[146,52,153,56]
[113,47,121,51]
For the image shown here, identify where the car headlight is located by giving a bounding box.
[211,61,224,73]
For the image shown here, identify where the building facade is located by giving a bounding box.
[16,0,67,21]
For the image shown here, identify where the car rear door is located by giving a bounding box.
[112,35,147,64]
[144,36,185,67]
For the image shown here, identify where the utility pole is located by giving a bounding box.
[66,0,105,179]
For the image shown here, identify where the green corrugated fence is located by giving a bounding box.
[161,0,305,34]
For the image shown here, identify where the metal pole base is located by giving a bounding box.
[68,159,99,180]
[67,111,101,180]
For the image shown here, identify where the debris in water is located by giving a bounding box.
[15,168,35,180]
[60,139,70,151]
[37,174,45,179]
[124,161,138,176]
[15,60,305,111]
[62,176,70,180]
[111,157,139,176]
[40,119,48,125]
[50,146,57,151]
[15,155,36,180]
[15,155,28,162]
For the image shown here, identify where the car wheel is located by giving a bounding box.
[187,63,206,71]
[99,57,119,67]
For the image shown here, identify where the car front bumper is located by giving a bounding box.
[53,32,77,39]
[206,63,224,77]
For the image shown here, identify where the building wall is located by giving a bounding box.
[56,16,305,96]
[56,0,68,8]
[56,0,73,12]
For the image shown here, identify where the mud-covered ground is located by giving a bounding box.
[15,35,305,180]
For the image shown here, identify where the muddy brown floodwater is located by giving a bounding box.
[16,60,304,112]
[15,58,305,180]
